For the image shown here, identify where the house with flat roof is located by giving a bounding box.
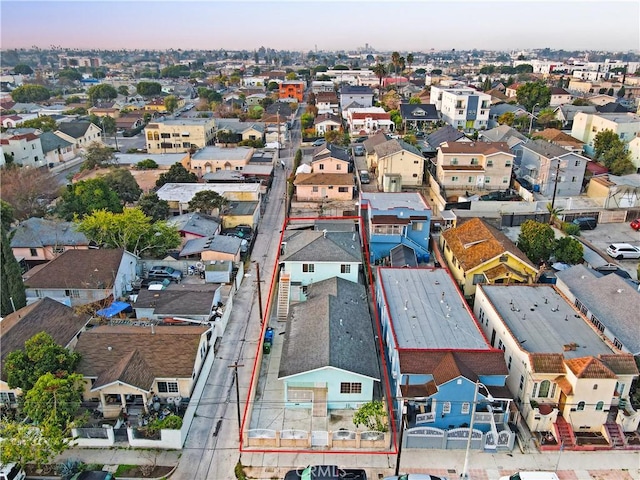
[555,264,640,356]
[585,173,640,208]
[440,218,538,297]
[339,85,374,109]
[474,284,639,448]
[155,183,261,214]
[375,267,514,450]
[359,192,431,264]
[187,145,254,176]
[571,112,640,156]
[144,117,216,154]
[278,277,379,411]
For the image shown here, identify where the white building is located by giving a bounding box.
[430,86,491,130]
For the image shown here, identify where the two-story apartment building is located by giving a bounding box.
[294,144,355,201]
[435,141,515,192]
[516,139,588,197]
[315,92,339,115]
[474,284,639,448]
[346,107,395,136]
[430,86,491,130]
[145,118,216,154]
[571,112,640,156]
[0,131,45,167]
[360,192,431,264]
[188,145,254,176]
[278,81,305,102]
[339,85,374,109]
[55,121,103,153]
[373,139,425,191]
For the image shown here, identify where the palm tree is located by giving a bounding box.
[546,203,564,226]
[406,53,414,78]
[372,63,387,93]
[391,52,400,77]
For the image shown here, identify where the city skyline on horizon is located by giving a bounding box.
[1,1,639,54]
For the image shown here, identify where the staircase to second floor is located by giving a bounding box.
[553,415,576,448]
[277,272,290,320]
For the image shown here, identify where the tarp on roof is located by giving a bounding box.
[96,301,132,318]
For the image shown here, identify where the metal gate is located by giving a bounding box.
[311,430,328,447]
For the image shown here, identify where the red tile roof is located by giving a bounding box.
[565,357,617,379]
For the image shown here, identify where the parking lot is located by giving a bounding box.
[580,221,640,278]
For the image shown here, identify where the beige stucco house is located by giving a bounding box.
[145,118,216,154]
[373,139,425,191]
[294,172,355,201]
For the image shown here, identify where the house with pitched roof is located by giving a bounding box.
[516,139,588,197]
[55,121,103,153]
[346,107,395,136]
[487,104,529,129]
[11,217,91,268]
[440,218,538,297]
[474,284,640,448]
[373,138,425,191]
[39,131,75,166]
[314,113,342,136]
[310,143,351,173]
[549,87,574,107]
[553,105,597,130]
[167,213,221,244]
[0,298,91,407]
[23,248,138,307]
[74,325,211,419]
[478,125,528,150]
[376,267,514,450]
[399,103,439,132]
[315,92,339,115]
[0,131,45,167]
[339,85,374,109]
[362,131,391,170]
[534,128,584,153]
[278,277,379,411]
[133,284,221,323]
[179,234,244,262]
[360,192,431,264]
[294,143,355,201]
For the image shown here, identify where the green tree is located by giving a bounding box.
[403,134,417,146]
[164,95,179,113]
[536,108,557,129]
[0,164,60,220]
[406,53,414,77]
[353,400,388,432]
[93,114,116,135]
[188,190,228,214]
[609,155,636,176]
[137,192,170,222]
[117,85,129,96]
[1,200,15,231]
[75,208,180,257]
[57,68,83,83]
[23,372,84,428]
[16,115,57,132]
[572,98,591,106]
[517,220,555,264]
[372,63,387,93]
[136,158,158,170]
[86,84,117,104]
[391,51,401,76]
[300,112,315,130]
[267,81,279,91]
[617,86,626,99]
[0,418,71,469]
[553,236,583,265]
[13,64,33,75]
[482,76,493,92]
[56,178,123,220]
[1,224,26,316]
[136,81,162,97]
[80,142,117,170]
[11,84,51,102]
[3,332,81,392]
[101,168,143,204]
[594,129,622,162]
[156,163,198,188]
[409,96,421,104]
[497,111,515,126]
[516,82,551,111]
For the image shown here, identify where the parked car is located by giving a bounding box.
[630,218,640,231]
[312,139,325,147]
[147,265,183,282]
[354,136,368,143]
[359,170,370,184]
[0,463,26,480]
[285,465,367,480]
[571,217,597,230]
[353,145,365,156]
[606,243,640,260]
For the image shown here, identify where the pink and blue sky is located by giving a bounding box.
[1,1,638,52]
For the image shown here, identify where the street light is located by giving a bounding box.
[461,381,494,480]
[528,103,540,135]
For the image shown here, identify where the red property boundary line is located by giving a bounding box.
[239,214,397,456]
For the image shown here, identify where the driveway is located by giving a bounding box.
[580,222,640,278]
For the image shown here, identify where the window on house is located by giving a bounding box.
[577,401,585,411]
[338,187,348,192]
[470,158,479,165]
[336,164,342,170]
[442,402,451,414]
[183,142,191,148]
[505,161,511,167]
[302,263,315,273]
[414,160,419,164]
[340,382,362,394]
[312,186,319,192]
[498,339,504,350]
[519,375,524,390]
[65,289,80,298]
[340,264,351,274]
[485,177,491,183]
[157,381,179,393]
[531,383,538,397]
[30,248,38,257]
[593,384,598,390]
[508,356,512,370]
[461,402,470,414]
[472,274,485,285]
[538,380,551,398]
[468,176,474,183]
[595,401,604,411]
[616,382,626,395]
[503,177,509,184]
[500,255,508,262]
[574,160,581,167]
[451,176,459,182]
[0,392,16,404]
[487,160,493,167]
[172,132,180,137]
[451,158,458,165]
[161,133,171,138]
[412,222,423,231]
[318,164,325,170]
[591,316,605,333]
[613,338,623,350]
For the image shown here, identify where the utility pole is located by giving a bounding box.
[254,262,264,324]
[228,362,244,439]
[550,160,561,211]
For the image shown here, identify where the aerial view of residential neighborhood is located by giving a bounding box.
[1,1,640,480]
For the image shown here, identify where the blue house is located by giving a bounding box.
[278,277,379,412]
[360,192,431,264]
[375,267,514,450]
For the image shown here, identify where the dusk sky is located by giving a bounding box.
[1,1,638,53]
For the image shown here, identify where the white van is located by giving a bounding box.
[0,463,26,480]
[500,472,560,480]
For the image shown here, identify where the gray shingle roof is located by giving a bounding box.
[278,277,379,380]
[38,131,73,154]
[10,217,89,248]
[399,103,439,121]
[133,287,217,316]
[280,230,361,263]
[374,138,422,158]
[523,139,572,158]
[56,121,94,139]
[425,125,469,149]
[179,235,242,257]
[167,213,220,238]
[555,264,640,355]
